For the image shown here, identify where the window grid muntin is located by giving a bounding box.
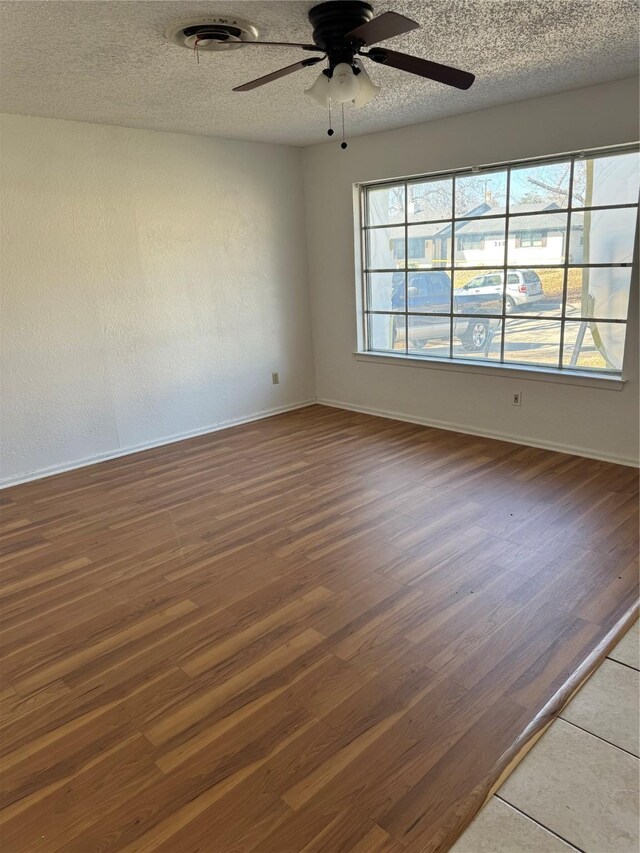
[403,179,408,354]
[360,145,638,376]
[498,164,511,361]
[449,173,456,357]
[361,145,638,188]
[363,202,639,232]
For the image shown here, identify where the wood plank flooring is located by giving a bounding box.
[0,404,638,852]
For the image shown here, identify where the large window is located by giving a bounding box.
[359,146,639,376]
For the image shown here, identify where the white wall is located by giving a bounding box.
[0,114,315,484]
[303,77,640,466]
[2,79,638,485]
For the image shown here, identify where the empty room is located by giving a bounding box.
[0,1,639,850]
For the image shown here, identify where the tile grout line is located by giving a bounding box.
[557,715,639,760]
[491,650,638,853]
[605,654,640,673]
[494,794,585,852]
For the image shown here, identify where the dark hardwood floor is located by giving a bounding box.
[0,404,638,852]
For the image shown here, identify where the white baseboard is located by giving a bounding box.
[317,398,640,468]
[0,399,317,489]
[4,395,636,488]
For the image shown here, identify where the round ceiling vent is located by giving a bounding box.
[165,16,259,52]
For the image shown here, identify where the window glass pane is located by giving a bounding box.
[510,160,571,210]
[572,151,640,208]
[508,268,561,317]
[366,185,405,226]
[407,177,452,222]
[366,226,404,269]
[454,218,506,267]
[452,318,502,360]
[503,319,561,367]
[406,315,450,358]
[453,270,484,294]
[569,208,637,264]
[452,269,503,315]
[361,149,637,377]
[406,223,450,268]
[563,321,626,372]
[367,272,404,312]
[565,267,632,320]
[507,212,567,265]
[406,271,452,313]
[455,170,507,218]
[452,268,560,317]
[368,313,403,352]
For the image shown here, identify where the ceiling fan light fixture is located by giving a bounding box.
[328,62,360,103]
[353,59,380,107]
[305,71,330,106]
[188,2,475,108]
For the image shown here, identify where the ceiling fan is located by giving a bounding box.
[186,1,475,103]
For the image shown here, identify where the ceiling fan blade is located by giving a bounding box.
[366,48,475,90]
[346,12,419,47]
[240,41,323,52]
[233,57,324,92]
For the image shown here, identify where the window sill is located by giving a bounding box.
[353,351,626,390]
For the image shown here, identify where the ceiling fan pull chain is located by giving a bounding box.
[327,98,334,136]
[340,103,348,149]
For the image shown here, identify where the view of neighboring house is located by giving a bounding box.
[390,202,583,268]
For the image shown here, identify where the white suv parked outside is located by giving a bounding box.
[460,269,545,313]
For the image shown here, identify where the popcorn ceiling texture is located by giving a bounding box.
[1,0,638,146]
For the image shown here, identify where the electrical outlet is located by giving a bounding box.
[512,391,522,407]
[272,372,279,385]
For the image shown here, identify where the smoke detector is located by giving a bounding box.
[165,16,259,52]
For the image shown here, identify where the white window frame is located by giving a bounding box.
[355,144,639,388]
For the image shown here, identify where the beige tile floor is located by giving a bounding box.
[452,620,640,853]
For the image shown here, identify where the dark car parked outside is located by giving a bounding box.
[390,271,500,352]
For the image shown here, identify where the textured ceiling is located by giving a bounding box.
[1,0,638,146]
